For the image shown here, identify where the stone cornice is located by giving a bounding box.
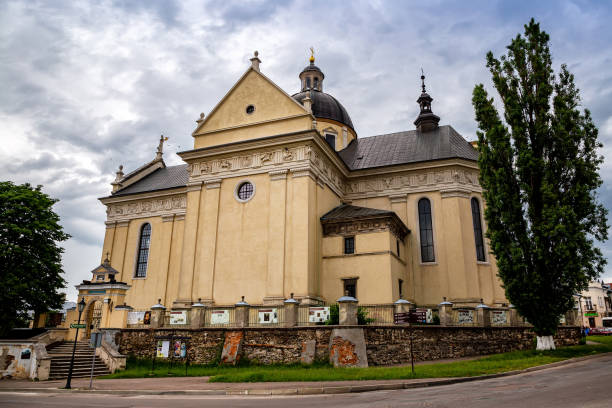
[321,213,410,241]
[345,158,479,179]
[99,186,187,205]
[178,130,317,161]
[193,113,312,137]
[76,283,131,291]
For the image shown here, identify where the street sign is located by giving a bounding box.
[394,312,411,324]
[70,323,86,329]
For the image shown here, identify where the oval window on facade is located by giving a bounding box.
[235,181,255,202]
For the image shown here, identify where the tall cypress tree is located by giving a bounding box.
[472,19,608,349]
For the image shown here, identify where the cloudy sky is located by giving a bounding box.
[1,0,611,302]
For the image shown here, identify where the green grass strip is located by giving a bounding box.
[101,335,612,382]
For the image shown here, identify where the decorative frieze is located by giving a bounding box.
[106,194,187,223]
[189,146,312,178]
[345,168,480,199]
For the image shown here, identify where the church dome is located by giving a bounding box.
[291,53,355,132]
[292,90,355,132]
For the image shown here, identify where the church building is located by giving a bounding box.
[82,51,507,325]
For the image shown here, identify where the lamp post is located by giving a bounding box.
[64,297,86,389]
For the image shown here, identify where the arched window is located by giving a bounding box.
[471,198,486,262]
[135,223,151,278]
[418,198,435,262]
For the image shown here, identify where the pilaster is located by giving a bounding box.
[265,170,287,303]
[174,182,202,308]
[195,179,222,303]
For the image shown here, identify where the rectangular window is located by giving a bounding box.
[585,297,593,310]
[343,278,357,298]
[398,279,403,298]
[325,133,336,150]
[344,236,355,254]
[396,240,400,257]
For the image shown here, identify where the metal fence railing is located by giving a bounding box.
[247,305,286,327]
[359,304,396,325]
[141,302,540,329]
[206,306,236,327]
[297,304,333,326]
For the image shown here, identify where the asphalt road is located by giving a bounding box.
[1,354,610,408]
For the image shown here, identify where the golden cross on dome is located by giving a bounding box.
[309,46,315,63]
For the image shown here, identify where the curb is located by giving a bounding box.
[1,352,609,397]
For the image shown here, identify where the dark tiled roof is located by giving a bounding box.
[321,204,396,221]
[338,125,477,170]
[113,164,189,196]
[292,90,355,131]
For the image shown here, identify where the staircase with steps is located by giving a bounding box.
[46,341,110,380]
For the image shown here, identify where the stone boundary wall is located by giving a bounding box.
[112,326,580,367]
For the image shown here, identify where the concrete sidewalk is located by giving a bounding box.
[0,353,608,396]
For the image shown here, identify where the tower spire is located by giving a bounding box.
[414,70,440,132]
[421,68,426,93]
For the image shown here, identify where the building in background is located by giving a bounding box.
[577,281,612,328]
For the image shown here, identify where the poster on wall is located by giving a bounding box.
[127,311,144,325]
[156,340,169,358]
[143,311,151,325]
[173,341,187,358]
[492,310,507,325]
[169,311,187,325]
[309,307,330,323]
[457,310,474,324]
[258,309,278,324]
[426,309,433,323]
[211,310,230,324]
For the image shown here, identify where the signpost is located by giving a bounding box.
[393,310,427,325]
[70,323,86,329]
[88,332,103,389]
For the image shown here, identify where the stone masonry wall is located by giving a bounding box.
[364,326,580,366]
[113,326,580,366]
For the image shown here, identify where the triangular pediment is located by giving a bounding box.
[192,67,312,147]
[91,265,107,274]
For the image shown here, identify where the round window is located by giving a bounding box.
[246,105,255,114]
[236,181,254,201]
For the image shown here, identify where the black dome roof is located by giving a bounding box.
[292,90,355,132]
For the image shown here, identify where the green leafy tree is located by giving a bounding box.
[0,182,69,336]
[472,20,608,349]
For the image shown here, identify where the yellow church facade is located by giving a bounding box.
[85,51,507,321]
